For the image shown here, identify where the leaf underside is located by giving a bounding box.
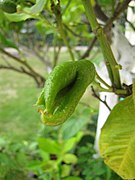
[99,95,135,179]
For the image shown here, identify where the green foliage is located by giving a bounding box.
[75,143,121,180]
[97,0,116,14]
[99,96,135,179]
[4,0,47,22]
[27,132,83,179]
[0,31,18,48]
[28,0,46,14]
[0,137,28,179]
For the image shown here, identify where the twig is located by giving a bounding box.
[94,1,109,22]
[0,64,24,73]
[34,47,52,67]
[53,44,61,67]
[0,64,35,78]
[0,48,42,77]
[126,18,135,32]
[105,0,132,30]
[0,64,43,86]
[51,0,75,61]
[0,47,45,87]
[64,24,87,40]
[91,86,111,111]
[96,73,112,89]
[80,37,97,59]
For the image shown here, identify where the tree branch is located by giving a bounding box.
[94,1,109,22]
[105,0,132,29]
[64,24,88,40]
[91,86,111,111]
[81,0,131,59]
[126,18,135,32]
[0,47,45,87]
[80,37,97,59]
[0,64,44,87]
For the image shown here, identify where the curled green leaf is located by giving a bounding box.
[36,60,95,126]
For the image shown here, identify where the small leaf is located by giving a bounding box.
[61,164,71,178]
[63,132,83,152]
[5,0,46,22]
[5,12,32,22]
[99,95,135,179]
[40,150,50,161]
[63,154,78,164]
[64,176,82,180]
[27,160,42,169]
[61,105,92,139]
[30,0,46,14]
[38,138,61,154]
[0,32,18,49]
[36,88,45,106]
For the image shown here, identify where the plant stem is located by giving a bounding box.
[82,0,121,89]
[93,80,127,95]
[96,73,112,89]
[57,20,75,61]
[51,0,75,61]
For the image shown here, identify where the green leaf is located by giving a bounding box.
[27,160,42,170]
[30,0,46,14]
[38,138,61,154]
[64,176,82,180]
[99,95,135,179]
[5,0,46,22]
[63,154,78,164]
[40,150,50,161]
[63,132,83,152]
[5,12,32,22]
[61,164,71,178]
[0,32,18,49]
[61,105,92,139]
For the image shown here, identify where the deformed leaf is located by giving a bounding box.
[99,95,135,179]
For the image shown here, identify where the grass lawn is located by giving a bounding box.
[0,51,47,142]
[0,69,42,141]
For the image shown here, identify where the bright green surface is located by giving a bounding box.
[37,60,96,126]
